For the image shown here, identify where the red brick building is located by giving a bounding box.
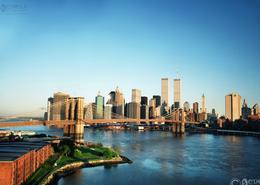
[0,141,52,185]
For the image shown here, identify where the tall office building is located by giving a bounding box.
[225,93,242,121]
[47,97,54,121]
[107,91,115,104]
[84,103,94,120]
[183,101,190,112]
[193,102,199,122]
[241,99,251,119]
[52,92,70,120]
[140,105,149,120]
[108,91,116,114]
[107,87,125,117]
[174,79,181,109]
[193,102,199,113]
[149,98,156,118]
[127,102,140,119]
[212,108,216,116]
[141,96,148,105]
[153,95,161,107]
[132,89,141,103]
[95,93,104,119]
[201,94,206,113]
[115,87,125,117]
[149,98,156,108]
[160,105,169,117]
[161,78,169,106]
[104,104,112,119]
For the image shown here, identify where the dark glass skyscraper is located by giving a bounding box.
[153,95,161,107]
[141,96,148,105]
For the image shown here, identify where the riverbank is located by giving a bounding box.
[41,155,131,185]
[24,139,132,185]
[187,127,260,137]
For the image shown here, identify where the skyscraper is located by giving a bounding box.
[141,96,148,105]
[107,91,115,104]
[201,94,206,113]
[193,102,199,114]
[193,102,199,122]
[174,79,181,109]
[107,87,125,117]
[47,97,53,121]
[242,99,251,119]
[95,93,104,119]
[127,102,140,119]
[161,78,169,106]
[153,95,161,107]
[132,89,141,103]
[183,101,190,112]
[104,104,112,119]
[115,87,125,117]
[149,98,156,118]
[225,93,242,121]
[198,94,207,121]
[84,103,94,120]
[140,104,149,120]
[52,92,70,120]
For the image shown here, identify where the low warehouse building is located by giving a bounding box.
[0,141,52,185]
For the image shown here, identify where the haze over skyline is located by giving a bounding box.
[1,0,260,116]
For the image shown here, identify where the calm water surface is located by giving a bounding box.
[4,126,260,185]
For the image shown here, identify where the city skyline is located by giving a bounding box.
[1,78,258,118]
[1,0,260,116]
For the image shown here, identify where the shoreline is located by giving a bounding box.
[186,128,260,137]
[41,155,132,185]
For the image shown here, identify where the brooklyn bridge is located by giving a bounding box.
[0,95,199,143]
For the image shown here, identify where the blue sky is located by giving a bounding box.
[0,0,260,116]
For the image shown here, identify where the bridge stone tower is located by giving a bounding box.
[172,109,186,135]
[64,97,85,143]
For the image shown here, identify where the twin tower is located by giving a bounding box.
[161,78,181,108]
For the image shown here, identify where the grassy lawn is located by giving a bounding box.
[75,145,119,161]
[23,140,120,185]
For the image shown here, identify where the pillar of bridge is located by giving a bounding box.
[176,110,181,134]
[63,123,75,137]
[172,111,179,134]
[180,109,185,134]
[171,111,176,134]
[74,121,84,143]
[172,122,177,134]
[63,97,85,143]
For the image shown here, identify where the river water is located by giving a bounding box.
[4,126,260,185]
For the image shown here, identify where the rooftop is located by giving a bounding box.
[0,141,50,161]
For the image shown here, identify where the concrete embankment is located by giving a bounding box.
[41,156,132,185]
